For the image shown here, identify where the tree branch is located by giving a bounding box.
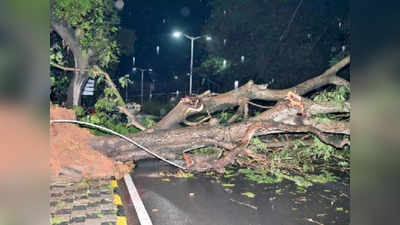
[51,62,146,131]
[93,67,146,131]
[50,63,90,72]
[157,56,350,129]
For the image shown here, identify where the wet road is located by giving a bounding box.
[132,160,350,225]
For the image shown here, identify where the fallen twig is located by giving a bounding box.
[230,198,258,210]
[305,218,324,225]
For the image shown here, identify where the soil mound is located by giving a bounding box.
[50,105,132,181]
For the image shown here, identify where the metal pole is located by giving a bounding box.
[125,85,128,102]
[149,83,152,102]
[189,38,194,95]
[141,70,144,105]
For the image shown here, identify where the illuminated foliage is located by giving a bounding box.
[51,0,120,67]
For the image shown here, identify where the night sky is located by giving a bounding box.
[118,0,211,82]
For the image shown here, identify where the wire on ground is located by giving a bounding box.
[50,119,186,170]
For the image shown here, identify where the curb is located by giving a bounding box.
[111,179,128,225]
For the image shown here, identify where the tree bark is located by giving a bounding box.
[89,97,349,166]
[51,21,92,107]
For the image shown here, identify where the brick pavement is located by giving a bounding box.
[50,178,127,225]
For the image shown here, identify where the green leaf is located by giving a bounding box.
[241,192,256,198]
[50,76,55,86]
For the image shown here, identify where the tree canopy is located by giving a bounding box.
[51,0,121,67]
[199,0,349,90]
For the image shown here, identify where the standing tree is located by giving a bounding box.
[50,0,145,131]
[50,0,120,106]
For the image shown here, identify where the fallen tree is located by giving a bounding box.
[156,56,349,130]
[89,56,350,173]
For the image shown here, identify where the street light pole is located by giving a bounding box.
[173,31,211,95]
[189,38,194,95]
[140,69,144,105]
[133,67,152,105]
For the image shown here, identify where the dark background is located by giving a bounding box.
[117,0,211,89]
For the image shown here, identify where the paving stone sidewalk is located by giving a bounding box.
[50,178,127,225]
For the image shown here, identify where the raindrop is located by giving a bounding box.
[162,19,166,23]
[307,33,312,39]
[223,59,227,68]
[339,22,342,28]
[224,10,227,15]
[132,57,136,67]
[181,7,191,17]
[224,39,227,46]
[342,45,346,52]
[234,80,239,89]
[241,56,245,63]
[114,0,124,10]
[156,46,160,55]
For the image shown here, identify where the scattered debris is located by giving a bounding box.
[305,218,324,225]
[230,198,258,210]
[241,192,256,198]
[222,183,235,187]
[224,188,233,194]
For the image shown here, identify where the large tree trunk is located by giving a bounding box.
[51,21,92,107]
[50,22,144,129]
[90,95,350,171]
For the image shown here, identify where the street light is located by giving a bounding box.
[173,31,182,38]
[132,67,152,105]
[172,30,212,95]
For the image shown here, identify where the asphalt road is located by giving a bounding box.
[132,160,350,225]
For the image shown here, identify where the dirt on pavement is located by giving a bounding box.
[50,105,132,182]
